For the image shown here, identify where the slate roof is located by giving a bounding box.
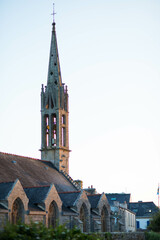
[59,191,81,207]
[27,203,44,212]
[0,181,15,200]
[0,204,7,210]
[87,194,101,208]
[24,186,51,204]
[106,193,131,206]
[62,206,78,215]
[129,201,158,217]
[0,152,77,192]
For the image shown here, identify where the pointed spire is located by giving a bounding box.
[47,4,62,86]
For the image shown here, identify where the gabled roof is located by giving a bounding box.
[106,193,131,206]
[59,191,81,207]
[0,152,77,192]
[0,181,15,200]
[87,194,101,209]
[24,186,51,204]
[129,201,158,217]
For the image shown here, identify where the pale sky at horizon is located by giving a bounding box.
[1,0,160,205]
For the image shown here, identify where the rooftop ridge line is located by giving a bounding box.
[24,185,51,189]
[58,191,81,194]
[0,151,40,161]
[88,194,101,196]
[0,180,15,184]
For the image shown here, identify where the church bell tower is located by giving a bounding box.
[40,16,70,174]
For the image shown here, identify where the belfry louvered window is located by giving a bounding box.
[45,115,49,147]
[51,114,56,146]
[61,115,66,147]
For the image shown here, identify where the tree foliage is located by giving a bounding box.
[0,222,104,240]
[148,210,160,232]
[145,231,160,240]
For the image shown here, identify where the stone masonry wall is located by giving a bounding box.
[28,214,46,225]
[0,213,8,230]
[110,232,145,240]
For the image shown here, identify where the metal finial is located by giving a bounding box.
[51,3,56,23]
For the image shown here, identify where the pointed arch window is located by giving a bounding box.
[101,206,109,232]
[51,97,54,108]
[80,203,87,232]
[11,198,24,224]
[46,97,49,109]
[48,201,58,228]
[45,93,54,109]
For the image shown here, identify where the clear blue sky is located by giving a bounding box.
[1,0,160,204]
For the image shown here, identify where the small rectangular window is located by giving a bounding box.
[111,198,116,201]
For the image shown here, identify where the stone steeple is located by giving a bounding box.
[40,18,70,174]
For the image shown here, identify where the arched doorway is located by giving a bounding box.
[101,206,108,232]
[11,198,24,224]
[48,201,58,228]
[80,203,88,232]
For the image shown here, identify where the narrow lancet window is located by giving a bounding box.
[62,127,66,147]
[62,115,66,147]
[48,201,58,228]
[62,115,65,124]
[80,204,87,232]
[12,198,24,224]
[52,114,56,146]
[45,115,49,147]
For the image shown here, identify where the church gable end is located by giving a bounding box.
[0,179,29,224]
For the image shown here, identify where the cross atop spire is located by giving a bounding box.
[51,3,56,24]
[47,4,62,86]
